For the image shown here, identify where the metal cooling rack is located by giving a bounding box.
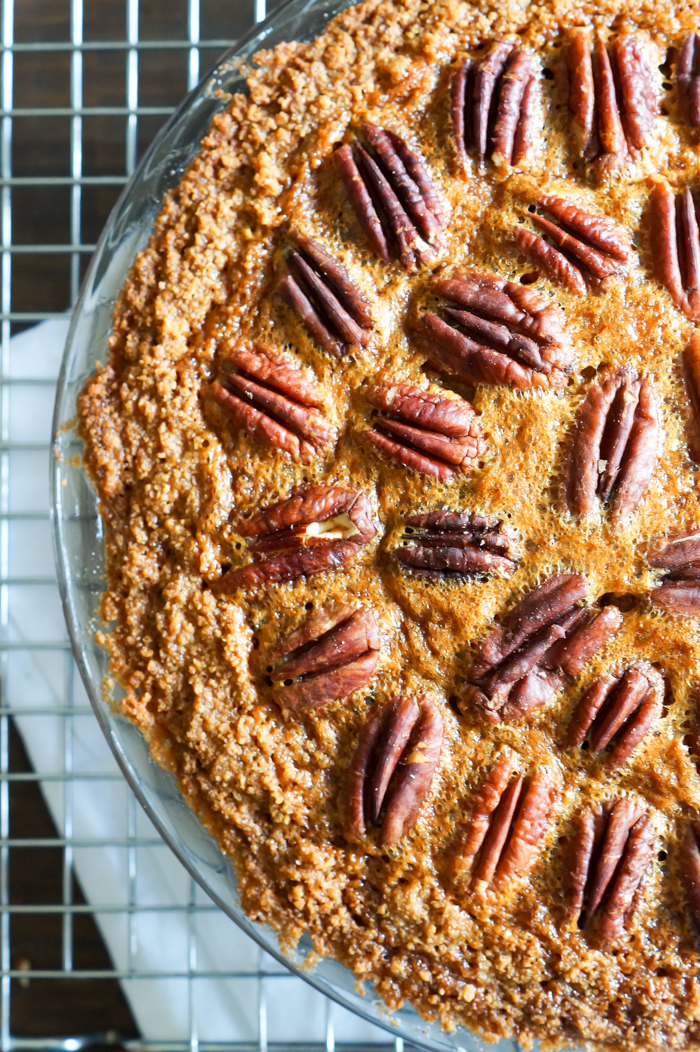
[0,0,411,1047]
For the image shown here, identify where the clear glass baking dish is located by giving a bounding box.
[50,3,512,1048]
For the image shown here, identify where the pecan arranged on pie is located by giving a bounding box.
[204,342,334,461]
[563,799,654,941]
[461,574,622,724]
[684,331,700,455]
[75,0,700,1047]
[453,750,558,894]
[264,601,381,712]
[451,43,540,172]
[279,232,375,357]
[650,182,700,321]
[677,35,700,131]
[512,195,632,294]
[394,509,517,577]
[345,694,443,847]
[565,30,658,169]
[334,123,445,270]
[679,820,700,928]
[363,382,483,478]
[561,367,661,526]
[216,486,376,591]
[566,666,664,769]
[420,269,573,388]
[647,530,700,614]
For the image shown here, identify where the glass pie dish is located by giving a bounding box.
[50,1,501,1048]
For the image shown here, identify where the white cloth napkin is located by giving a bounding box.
[7,317,390,1045]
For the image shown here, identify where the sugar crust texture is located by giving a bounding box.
[77,0,700,1048]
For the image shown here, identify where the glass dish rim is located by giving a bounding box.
[48,2,500,1049]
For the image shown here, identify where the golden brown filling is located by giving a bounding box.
[77,0,700,1048]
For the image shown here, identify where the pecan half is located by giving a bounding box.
[679,821,700,928]
[562,367,660,526]
[453,750,515,879]
[454,755,558,895]
[594,35,627,158]
[363,383,483,480]
[451,57,475,171]
[513,195,631,295]
[684,331,700,459]
[420,269,573,390]
[265,602,381,713]
[566,666,664,770]
[676,34,700,130]
[461,573,622,724]
[648,529,700,571]
[345,695,444,848]
[512,72,541,168]
[566,30,657,163]
[204,343,333,462]
[492,49,538,170]
[333,125,445,271]
[452,43,539,170]
[563,799,654,940]
[568,29,596,158]
[278,232,374,358]
[495,771,559,888]
[649,183,700,321]
[216,486,376,592]
[614,36,658,151]
[474,41,513,160]
[395,509,517,577]
[648,527,700,615]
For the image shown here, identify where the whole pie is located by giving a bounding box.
[77,0,700,1047]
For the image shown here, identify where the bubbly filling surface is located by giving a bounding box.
[77,0,700,1048]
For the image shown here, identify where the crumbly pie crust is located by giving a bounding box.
[77,0,700,1047]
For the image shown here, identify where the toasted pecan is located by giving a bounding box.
[266,602,381,713]
[453,750,515,879]
[600,812,654,941]
[564,798,653,940]
[677,33,700,129]
[679,821,700,928]
[650,183,700,321]
[474,41,514,160]
[684,331,700,460]
[648,524,700,615]
[566,667,664,769]
[495,771,559,887]
[613,35,657,150]
[423,269,573,390]
[454,754,557,895]
[204,343,333,462]
[452,41,538,171]
[462,574,621,724]
[514,196,631,294]
[395,509,517,577]
[562,367,660,526]
[280,232,374,358]
[492,50,537,169]
[451,57,475,171]
[565,29,657,164]
[334,126,445,271]
[364,383,483,480]
[568,28,596,158]
[216,486,376,592]
[345,695,444,847]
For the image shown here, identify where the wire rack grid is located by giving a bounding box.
[0,0,413,1048]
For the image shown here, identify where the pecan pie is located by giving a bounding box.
[76,0,700,1047]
